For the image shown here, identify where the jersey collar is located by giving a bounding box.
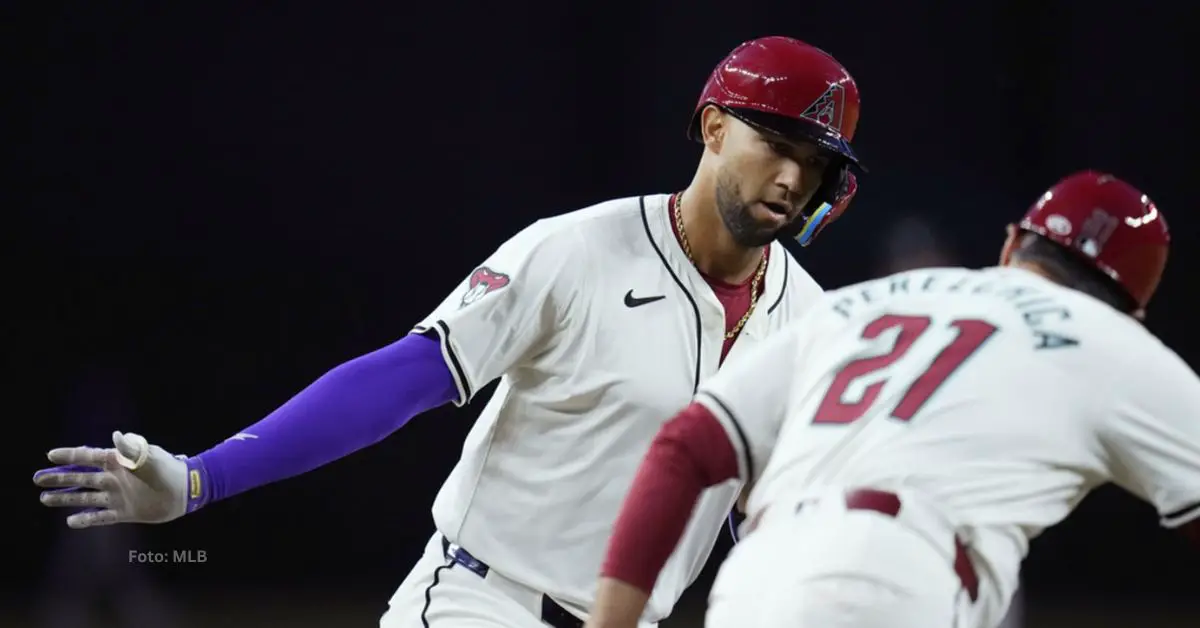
[641,194,789,339]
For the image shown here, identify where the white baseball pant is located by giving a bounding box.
[380,532,582,628]
[706,489,978,628]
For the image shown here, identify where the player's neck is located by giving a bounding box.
[677,187,765,284]
[1008,261,1059,285]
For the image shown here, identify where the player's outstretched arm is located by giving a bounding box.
[35,220,583,529]
[585,403,741,628]
[34,333,458,528]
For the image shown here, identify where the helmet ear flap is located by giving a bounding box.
[782,164,858,248]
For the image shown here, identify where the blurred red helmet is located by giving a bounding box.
[1018,171,1169,310]
[688,36,861,167]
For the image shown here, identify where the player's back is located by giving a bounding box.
[748,265,1194,624]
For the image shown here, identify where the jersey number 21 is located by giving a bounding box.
[813,314,998,425]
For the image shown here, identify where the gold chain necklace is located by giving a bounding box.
[672,193,767,340]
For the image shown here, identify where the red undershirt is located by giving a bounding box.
[598,201,766,594]
[666,194,769,364]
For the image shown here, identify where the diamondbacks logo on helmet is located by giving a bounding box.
[460,266,511,308]
[801,83,845,129]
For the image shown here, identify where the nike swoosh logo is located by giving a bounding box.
[624,290,666,308]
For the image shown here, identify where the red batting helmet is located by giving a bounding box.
[1018,171,1169,310]
[689,36,863,248]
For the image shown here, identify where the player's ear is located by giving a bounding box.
[998,224,1018,266]
[700,105,727,153]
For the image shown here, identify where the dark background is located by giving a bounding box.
[14,3,1199,627]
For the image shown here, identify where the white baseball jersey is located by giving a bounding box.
[696,265,1200,627]
[411,193,823,620]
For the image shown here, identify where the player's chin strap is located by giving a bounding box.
[727,512,742,543]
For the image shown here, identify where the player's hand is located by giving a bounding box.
[33,431,189,528]
[584,577,649,628]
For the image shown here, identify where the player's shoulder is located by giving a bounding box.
[1081,302,1193,382]
[770,242,824,309]
[817,265,978,304]
[1089,315,1199,408]
[985,267,1195,388]
[514,194,651,250]
[773,242,821,288]
[539,194,649,228]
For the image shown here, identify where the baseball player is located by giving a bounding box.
[33,37,864,627]
[586,171,1199,628]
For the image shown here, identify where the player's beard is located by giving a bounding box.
[715,170,786,248]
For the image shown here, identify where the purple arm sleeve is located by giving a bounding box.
[183,332,456,512]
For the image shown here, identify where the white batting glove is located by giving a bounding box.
[33,431,189,528]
